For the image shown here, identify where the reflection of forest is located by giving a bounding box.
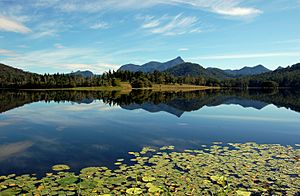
[1,89,300,116]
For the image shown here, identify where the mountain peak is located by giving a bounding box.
[175,56,183,61]
[70,70,94,77]
[118,57,185,73]
[224,65,270,77]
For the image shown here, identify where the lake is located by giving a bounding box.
[0,89,300,176]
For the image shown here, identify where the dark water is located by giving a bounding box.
[0,89,299,176]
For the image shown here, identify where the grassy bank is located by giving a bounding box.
[4,82,220,92]
[142,84,220,92]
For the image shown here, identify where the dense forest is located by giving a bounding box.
[1,62,300,89]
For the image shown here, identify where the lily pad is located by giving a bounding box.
[142,176,156,182]
[126,187,143,195]
[52,164,71,171]
[236,190,251,196]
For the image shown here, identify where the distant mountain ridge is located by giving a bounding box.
[164,62,270,78]
[69,70,94,77]
[223,64,271,77]
[118,56,185,73]
[118,57,271,78]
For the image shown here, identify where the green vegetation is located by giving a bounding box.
[1,62,300,90]
[0,143,299,195]
[130,77,152,88]
[112,78,121,87]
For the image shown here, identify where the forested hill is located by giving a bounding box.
[245,63,300,87]
[1,61,300,89]
[164,62,231,78]
[0,63,38,87]
[0,63,34,77]
[0,63,106,88]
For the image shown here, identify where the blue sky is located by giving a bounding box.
[0,0,300,74]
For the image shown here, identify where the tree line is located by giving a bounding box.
[1,63,300,89]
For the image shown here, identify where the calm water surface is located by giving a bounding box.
[0,89,299,176]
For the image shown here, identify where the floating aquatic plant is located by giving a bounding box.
[0,142,299,195]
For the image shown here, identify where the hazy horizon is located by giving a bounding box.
[1,0,300,74]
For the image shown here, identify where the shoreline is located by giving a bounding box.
[0,83,220,92]
[0,84,293,92]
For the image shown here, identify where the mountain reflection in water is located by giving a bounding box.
[1,89,300,117]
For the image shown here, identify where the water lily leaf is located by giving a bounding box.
[52,164,70,171]
[126,187,143,195]
[236,190,251,196]
[57,176,78,185]
[142,176,156,182]
[0,188,21,196]
[148,185,162,193]
[210,175,227,186]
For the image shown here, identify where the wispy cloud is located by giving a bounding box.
[178,48,189,51]
[142,20,160,29]
[54,43,65,49]
[212,7,262,17]
[31,0,262,17]
[167,0,262,17]
[191,51,300,60]
[0,48,18,57]
[0,15,31,33]
[2,47,118,74]
[30,20,67,39]
[90,21,109,29]
[140,14,201,35]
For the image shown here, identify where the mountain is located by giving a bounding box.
[223,65,271,77]
[121,103,184,117]
[276,66,284,70]
[0,63,33,77]
[165,62,231,78]
[0,63,36,88]
[165,63,208,77]
[118,56,185,73]
[70,70,94,77]
[119,57,271,78]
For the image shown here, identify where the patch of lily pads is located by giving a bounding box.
[0,143,299,195]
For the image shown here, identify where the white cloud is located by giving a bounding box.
[54,43,65,49]
[167,0,262,17]
[0,48,18,56]
[142,20,160,28]
[30,20,66,39]
[213,7,262,17]
[90,21,109,29]
[62,63,117,73]
[2,47,118,74]
[140,14,200,35]
[178,48,189,51]
[33,0,262,17]
[0,15,31,33]
[191,51,300,60]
